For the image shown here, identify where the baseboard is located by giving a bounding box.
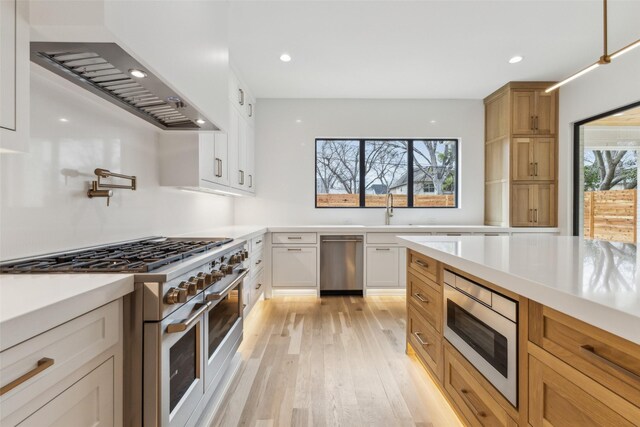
[271,288,318,297]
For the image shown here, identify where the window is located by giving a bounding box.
[316,138,458,208]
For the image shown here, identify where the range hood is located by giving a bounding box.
[31,42,217,131]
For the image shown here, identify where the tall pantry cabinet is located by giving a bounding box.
[484,82,558,227]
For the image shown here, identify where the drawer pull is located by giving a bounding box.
[376,248,391,251]
[413,293,429,304]
[413,332,430,347]
[256,240,262,244]
[287,236,302,240]
[287,248,302,252]
[0,357,55,396]
[414,259,429,268]
[167,302,211,333]
[255,259,262,265]
[460,389,487,418]
[580,345,640,383]
[256,283,262,290]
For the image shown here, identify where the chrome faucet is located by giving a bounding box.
[385,193,394,225]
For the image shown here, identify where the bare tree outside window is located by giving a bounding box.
[316,139,458,208]
[584,150,637,191]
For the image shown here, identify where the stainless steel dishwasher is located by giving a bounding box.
[320,235,363,295]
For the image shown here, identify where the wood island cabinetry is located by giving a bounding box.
[405,249,640,427]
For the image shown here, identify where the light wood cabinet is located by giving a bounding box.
[511,90,556,136]
[407,271,441,332]
[528,346,640,427]
[408,306,442,381]
[511,184,555,227]
[485,82,558,227]
[512,138,555,182]
[366,247,400,288]
[272,247,317,288]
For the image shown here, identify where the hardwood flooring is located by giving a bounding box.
[210,296,462,427]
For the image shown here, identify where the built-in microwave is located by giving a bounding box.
[443,270,518,406]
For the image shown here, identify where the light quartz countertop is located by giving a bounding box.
[399,235,640,344]
[252,225,558,234]
[0,274,134,351]
[177,225,268,241]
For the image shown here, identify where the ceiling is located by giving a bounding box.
[228,0,640,99]
[587,105,640,126]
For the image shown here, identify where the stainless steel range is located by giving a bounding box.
[0,236,249,427]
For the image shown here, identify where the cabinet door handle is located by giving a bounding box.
[239,170,245,185]
[249,174,253,188]
[238,88,245,106]
[460,389,487,418]
[215,158,222,177]
[534,162,538,176]
[579,345,640,382]
[529,162,534,176]
[534,116,539,130]
[413,293,429,303]
[530,116,535,130]
[248,103,253,117]
[529,209,533,223]
[414,259,429,269]
[413,331,430,347]
[534,208,538,223]
[0,358,55,396]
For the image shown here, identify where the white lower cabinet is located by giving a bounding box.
[272,247,317,288]
[0,300,122,426]
[18,358,114,427]
[366,247,400,288]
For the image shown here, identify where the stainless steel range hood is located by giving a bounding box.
[31,42,218,131]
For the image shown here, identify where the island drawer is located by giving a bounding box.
[528,346,640,427]
[251,234,265,252]
[408,306,442,381]
[272,232,317,244]
[0,301,119,402]
[443,343,518,427]
[408,250,440,283]
[529,301,640,406]
[408,272,442,332]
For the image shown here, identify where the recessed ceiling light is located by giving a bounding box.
[430,120,437,124]
[128,69,147,78]
[508,55,524,64]
[296,119,302,123]
[280,53,292,62]
[196,119,206,124]
[613,112,624,117]
[59,118,68,122]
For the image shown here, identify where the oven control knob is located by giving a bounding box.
[229,254,239,264]
[195,277,205,289]
[204,273,214,285]
[179,281,197,296]
[218,265,228,276]
[165,287,187,304]
[223,265,234,274]
[211,271,225,281]
[243,250,249,259]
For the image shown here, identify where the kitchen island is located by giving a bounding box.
[398,235,640,427]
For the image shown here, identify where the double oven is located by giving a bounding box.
[138,243,248,427]
[443,270,518,406]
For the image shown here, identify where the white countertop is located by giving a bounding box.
[177,225,268,241]
[399,235,640,344]
[0,274,134,351]
[263,225,559,234]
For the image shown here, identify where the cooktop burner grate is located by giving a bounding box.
[0,237,233,273]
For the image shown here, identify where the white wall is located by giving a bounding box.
[558,53,640,235]
[235,98,483,226]
[0,65,234,260]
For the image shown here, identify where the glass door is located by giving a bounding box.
[574,102,640,243]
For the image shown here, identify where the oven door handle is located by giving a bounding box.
[205,269,249,302]
[166,302,212,333]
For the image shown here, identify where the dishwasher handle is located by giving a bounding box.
[321,239,362,242]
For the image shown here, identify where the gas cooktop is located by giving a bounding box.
[0,237,234,273]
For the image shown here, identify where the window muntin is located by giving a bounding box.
[315,139,458,208]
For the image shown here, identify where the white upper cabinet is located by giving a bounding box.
[29,0,230,133]
[0,0,29,153]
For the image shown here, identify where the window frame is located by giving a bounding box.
[314,138,460,209]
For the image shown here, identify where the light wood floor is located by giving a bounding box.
[211,296,462,427]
